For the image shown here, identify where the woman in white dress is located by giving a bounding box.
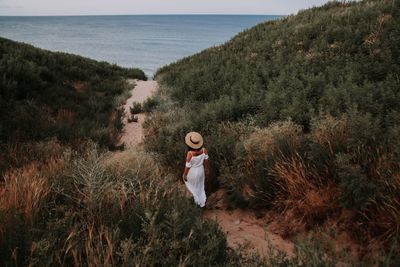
[182,132,209,208]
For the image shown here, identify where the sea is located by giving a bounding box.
[0,15,280,78]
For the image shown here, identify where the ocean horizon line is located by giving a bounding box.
[0,14,285,18]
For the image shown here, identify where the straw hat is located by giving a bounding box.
[185,132,203,149]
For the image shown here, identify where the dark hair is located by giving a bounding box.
[187,145,203,152]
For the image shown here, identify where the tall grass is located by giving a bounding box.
[1,164,50,224]
[0,144,229,266]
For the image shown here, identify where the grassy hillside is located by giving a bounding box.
[0,38,308,267]
[157,1,399,130]
[0,39,236,266]
[147,0,400,262]
[0,37,146,174]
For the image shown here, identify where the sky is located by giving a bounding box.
[0,0,332,16]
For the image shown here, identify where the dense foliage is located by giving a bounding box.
[0,39,236,266]
[2,144,375,267]
[2,0,400,264]
[157,1,399,130]
[0,145,232,266]
[0,37,146,174]
[147,0,400,261]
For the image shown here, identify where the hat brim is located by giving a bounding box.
[185,132,203,149]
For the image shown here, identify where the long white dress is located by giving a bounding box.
[185,151,208,207]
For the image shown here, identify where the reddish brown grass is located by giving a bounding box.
[64,222,116,267]
[271,154,339,231]
[0,163,50,224]
[0,157,64,227]
[56,109,75,122]
[312,115,348,156]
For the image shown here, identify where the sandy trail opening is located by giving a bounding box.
[118,80,157,148]
[118,79,293,258]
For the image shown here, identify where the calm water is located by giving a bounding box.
[0,15,279,78]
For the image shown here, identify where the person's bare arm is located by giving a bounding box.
[182,152,192,182]
[182,167,190,181]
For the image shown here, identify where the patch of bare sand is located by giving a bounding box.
[118,80,157,148]
[203,190,294,258]
[204,208,294,258]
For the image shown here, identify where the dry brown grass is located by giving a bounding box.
[105,149,161,181]
[312,115,348,151]
[272,154,317,200]
[243,121,302,160]
[241,120,303,186]
[357,170,400,246]
[56,109,75,122]
[0,139,66,175]
[0,163,50,224]
[64,222,116,267]
[365,197,400,244]
[104,149,167,215]
[271,154,339,231]
[0,157,65,224]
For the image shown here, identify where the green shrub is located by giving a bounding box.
[335,153,377,211]
[124,68,147,80]
[130,102,143,115]
[0,211,31,266]
[142,96,160,113]
[114,107,125,131]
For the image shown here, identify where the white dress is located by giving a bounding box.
[185,151,208,207]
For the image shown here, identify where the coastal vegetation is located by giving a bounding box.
[0,37,146,174]
[148,0,400,264]
[1,144,232,266]
[0,38,230,266]
[1,0,400,265]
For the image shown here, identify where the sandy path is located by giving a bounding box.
[117,79,293,258]
[118,80,157,148]
[204,208,293,257]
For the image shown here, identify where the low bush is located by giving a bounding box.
[142,96,160,113]
[130,102,143,114]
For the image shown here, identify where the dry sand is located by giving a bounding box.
[204,209,294,257]
[204,189,294,257]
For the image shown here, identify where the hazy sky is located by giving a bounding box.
[0,0,332,16]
